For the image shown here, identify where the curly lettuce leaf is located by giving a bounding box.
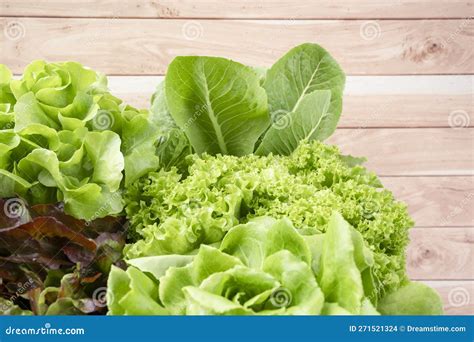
[124,140,411,297]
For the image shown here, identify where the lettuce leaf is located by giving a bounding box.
[165,56,270,156]
[318,212,367,313]
[124,140,411,297]
[256,90,332,155]
[107,266,168,315]
[0,61,163,220]
[262,43,345,143]
[160,43,345,158]
[149,81,192,173]
[111,214,390,315]
[0,200,127,315]
[377,282,443,315]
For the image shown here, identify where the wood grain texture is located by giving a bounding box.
[1,1,473,316]
[1,18,473,75]
[328,128,474,175]
[407,228,474,280]
[1,0,471,19]
[381,176,474,227]
[423,281,474,315]
[341,95,473,128]
[104,76,473,128]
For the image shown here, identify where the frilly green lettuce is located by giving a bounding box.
[124,140,412,297]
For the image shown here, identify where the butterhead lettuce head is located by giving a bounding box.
[0,61,163,220]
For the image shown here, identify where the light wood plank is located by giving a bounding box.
[328,129,474,175]
[1,18,472,75]
[381,176,474,227]
[1,1,471,19]
[108,75,474,97]
[105,76,473,128]
[423,281,474,315]
[341,95,473,128]
[407,228,474,280]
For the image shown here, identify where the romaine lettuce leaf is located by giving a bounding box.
[165,56,270,156]
[256,90,332,155]
[262,43,345,142]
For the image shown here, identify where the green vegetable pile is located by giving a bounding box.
[0,61,161,221]
[123,140,411,299]
[0,43,443,316]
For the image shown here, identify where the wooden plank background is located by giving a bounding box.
[1,0,473,314]
[1,0,472,19]
[1,18,473,75]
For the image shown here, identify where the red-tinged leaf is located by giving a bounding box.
[0,198,127,315]
[0,198,31,229]
[0,216,97,254]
